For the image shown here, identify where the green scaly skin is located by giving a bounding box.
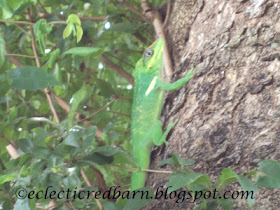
[131,38,195,190]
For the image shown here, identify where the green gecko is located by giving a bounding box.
[131,38,195,190]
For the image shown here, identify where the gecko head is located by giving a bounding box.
[135,38,164,74]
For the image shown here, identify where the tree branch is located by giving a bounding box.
[6,144,20,159]
[99,55,134,85]
[141,0,173,80]
[80,168,103,210]
[6,53,36,58]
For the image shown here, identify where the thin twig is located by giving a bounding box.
[28,8,60,124]
[38,0,49,15]
[106,52,134,68]
[15,24,28,34]
[45,90,60,124]
[79,97,117,122]
[6,48,24,66]
[0,20,33,25]
[112,164,173,174]
[80,168,92,186]
[0,133,13,146]
[28,11,40,67]
[47,21,67,25]
[6,53,36,58]
[99,55,134,85]
[133,32,148,45]
[81,167,108,208]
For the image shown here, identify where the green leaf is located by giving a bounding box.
[63,47,104,57]
[68,85,90,130]
[73,200,85,208]
[63,23,74,39]
[152,0,166,8]
[158,157,174,167]
[79,146,125,166]
[80,153,114,165]
[34,19,52,54]
[188,174,211,191]
[103,201,119,210]
[172,153,183,167]
[91,146,125,156]
[194,200,218,210]
[31,146,52,159]
[158,154,195,167]
[13,2,33,16]
[237,176,257,207]
[215,168,237,190]
[0,27,6,67]
[63,174,81,189]
[255,160,280,189]
[180,158,195,166]
[66,14,81,25]
[82,126,96,149]
[218,198,233,210]
[14,197,30,210]
[47,49,60,68]
[0,173,17,185]
[0,0,12,19]
[123,187,153,210]
[17,138,34,153]
[8,66,60,90]
[96,79,115,97]
[63,127,82,147]
[166,173,203,193]
[75,24,83,43]
[2,199,12,210]
[206,200,219,210]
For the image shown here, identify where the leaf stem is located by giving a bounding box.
[6,53,37,58]
[47,21,67,25]
[79,97,117,122]
[0,20,33,25]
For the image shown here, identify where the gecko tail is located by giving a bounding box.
[131,170,147,191]
[131,143,151,190]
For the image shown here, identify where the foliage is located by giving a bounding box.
[0,0,147,209]
[0,1,279,209]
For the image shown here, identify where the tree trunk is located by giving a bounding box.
[147,0,280,208]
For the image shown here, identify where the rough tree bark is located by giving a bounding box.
[147,0,280,209]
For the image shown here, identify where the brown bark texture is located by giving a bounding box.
[147,0,280,209]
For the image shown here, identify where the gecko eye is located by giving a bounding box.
[144,49,154,57]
